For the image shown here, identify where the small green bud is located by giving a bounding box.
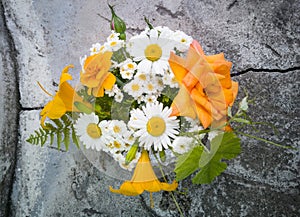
[239,96,248,111]
[159,150,166,162]
[108,4,126,40]
[125,143,138,165]
[74,101,93,114]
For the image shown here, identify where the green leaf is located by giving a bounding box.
[63,128,70,151]
[57,131,62,150]
[175,146,203,181]
[192,160,227,184]
[71,126,80,149]
[192,132,241,184]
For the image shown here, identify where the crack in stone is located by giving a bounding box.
[227,0,238,11]
[264,44,282,57]
[139,195,162,217]
[232,66,300,77]
[155,5,184,18]
[21,106,44,111]
[0,2,21,217]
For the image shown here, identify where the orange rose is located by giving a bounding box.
[169,40,238,129]
[80,51,116,97]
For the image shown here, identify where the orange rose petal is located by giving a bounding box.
[171,87,197,118]
[191,40,205,56]
[168,52,188,84]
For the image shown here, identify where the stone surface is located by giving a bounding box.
[0,0,299,216]
[0,2,19,216]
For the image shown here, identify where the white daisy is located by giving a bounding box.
[134,72,150,86]
[90,43,102,55]
[114,152,141,171]
[143,94,158,104]
[108,120,128,139]
[104,39,124,51]
[74,113,110,151]
[114,92,124,102]
[107,31,120,41]
[171,136,194,154]
[128,28,177,75]
[123,80,144,99]
[154,26,174,39]
[120,70,134,80]
[173,30,193,52]
[128,102,179,151]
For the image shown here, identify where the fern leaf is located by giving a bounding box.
[71,126,80,149]
[63,128,70,150]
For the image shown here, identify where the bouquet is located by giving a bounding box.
[26,5,289,213]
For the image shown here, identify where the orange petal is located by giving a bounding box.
[168,52,188,84]
[171,86,197,118]
[191,40,205,56]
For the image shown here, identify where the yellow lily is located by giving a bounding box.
[39,65,92,128]
[80,51,116,97]
[109,150,178,196]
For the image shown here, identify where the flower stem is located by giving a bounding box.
[235,131,296,150]
[154,154,184,217]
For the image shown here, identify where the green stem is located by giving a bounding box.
[235,131,296,150]
[153,154,185,217]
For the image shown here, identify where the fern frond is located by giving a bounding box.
[26,114,80,151]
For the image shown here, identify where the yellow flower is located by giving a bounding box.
[80,51,116,97]
[109,150,178,196]
[39,65,91,128]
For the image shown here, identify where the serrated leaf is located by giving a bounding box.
[57,131,62,150]
[72,126,80,149]
[192,160,227,184]
[175,146,203,181]
[53,119,63,129]
[63,128,70,151]
[50,133,54,146]
[192,132,241,184]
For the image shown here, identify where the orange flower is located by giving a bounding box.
[80,51,116,97]
[39,65,92,128]
[109,150,178,196]
[169,40,238,129]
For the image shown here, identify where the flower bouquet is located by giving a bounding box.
[26,5,289,213]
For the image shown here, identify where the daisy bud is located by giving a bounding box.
[74,102,93,114]
[159,150,166,162]
[108,4,126,40]
[125,143,138,165]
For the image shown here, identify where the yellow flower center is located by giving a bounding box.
[86,123,102,139]
[127,63,135,69]
[113,126,121,133]
[181,38,186,43]
[110,41,117,47]
[144,44,162,62]
[138,74,147,81]
[114,141,121,149]
[146,117,166,137]
[147,84,154,91]
[131,84,140,91]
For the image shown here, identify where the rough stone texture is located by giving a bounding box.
[0,2,19,216]
[0,0,299,216]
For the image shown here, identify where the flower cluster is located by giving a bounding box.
[27,6,284,211]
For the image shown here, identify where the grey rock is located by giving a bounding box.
[0,2,19,217]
